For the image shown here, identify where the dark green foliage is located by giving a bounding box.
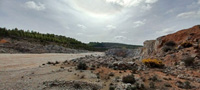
[122,75,136,84]
[149,82,155,88]
[131,67,137,74]
[162,46,172,52]
[108,72,114,77]
[165,41,176,47]
[73,83,81,89]
[0,27,94,50]
[182,56,195,66]
[77,62,87,70]
[184,81,192,89]
[88,42,143,51]
[126,86,137,90]
[181,42,193,48]
[109,86,115,90]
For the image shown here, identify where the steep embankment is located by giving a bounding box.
[141,25,200,66]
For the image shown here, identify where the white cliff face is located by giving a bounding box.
[140,40,156,59]
[140,36,164,59]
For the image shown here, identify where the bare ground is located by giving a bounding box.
[0,52,104,71]
[0,52,104,90]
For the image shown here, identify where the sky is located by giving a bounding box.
[0,0,200,45]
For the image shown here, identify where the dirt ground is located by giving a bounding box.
[0,52,104,90]
[0,52,104,71]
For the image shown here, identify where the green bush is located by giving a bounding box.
[122,75,136,84]
[162,46,172,52]
[126,86,137,90]
[165,41,176,47]
[182,56,195,66]
[109,86,115,90]
[181,42,193,48]
[77,62,87,70]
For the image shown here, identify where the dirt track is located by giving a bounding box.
[0,52,104,71]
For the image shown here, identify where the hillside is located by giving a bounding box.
[0,27,142,53]
[0,27,91,49]
[88,42,142,51]
[0,27,95,53]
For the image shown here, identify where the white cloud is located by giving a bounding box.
[25,1,45,11]
[105,0,158,7]
[106,25,116,30]
[177,11,200,18]
[77,24,87,29]
[145,0,158,4]
[105,0,143,7]
[156,27,176,35]
[198,0,200,4]
[142,4,152,10]
[121,31,128,34]
[114,36,127,40]
[133,20,146,28]
[76,33,83,36]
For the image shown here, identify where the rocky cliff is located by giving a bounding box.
[140,25,200,66]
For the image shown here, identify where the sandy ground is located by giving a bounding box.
[0,52,104,71]
[0,52,105,90]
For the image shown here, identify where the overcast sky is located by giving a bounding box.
[0,0,200,45]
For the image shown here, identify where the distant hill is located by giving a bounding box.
[88,42,142,51]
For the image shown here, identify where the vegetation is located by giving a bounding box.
[77,62,88,70]
[109,86,115,90]
[88,42,142,51]
[0,27,94,50]
[181,42,193,48]
[142,59,164,68]
[182,56,195,66]
[126,86,137,90]
[165,41,176,47]
[162,41,176,52]
[122,75,136,84]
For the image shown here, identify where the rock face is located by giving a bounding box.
[140,25,200,66]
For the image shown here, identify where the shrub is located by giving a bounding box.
[182,56,195,66]
[181,42,193,48]
[131,67,137,74]
[109,86,115,90]
[184,81,192,89]
[149,82,155,88]
[142,59,164,68]
[122,75,136,84]
[73,83,81,89]
[77,62,87,70]
[162,46,172,52]
[126,86,137,90]
[165,41,176,47]
[109,72,115,77]
[149,75,158,81]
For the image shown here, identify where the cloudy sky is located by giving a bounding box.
[0,0,200,45]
